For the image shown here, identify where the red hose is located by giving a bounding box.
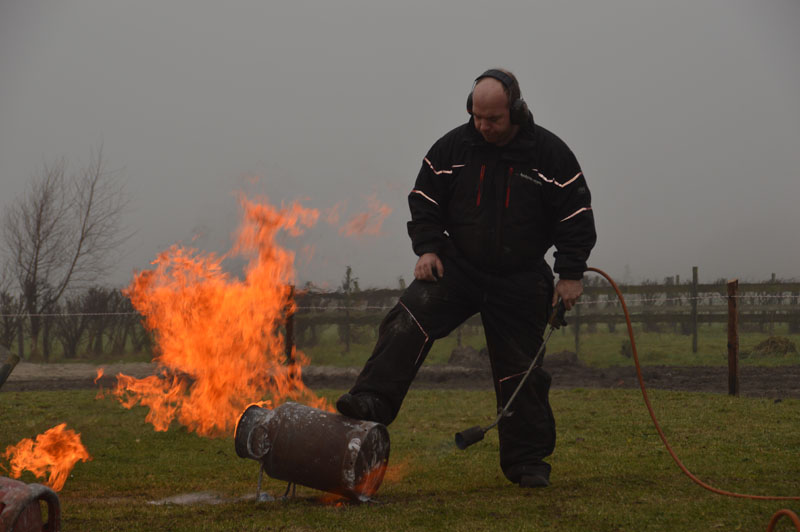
[767,510,800,532]
[586,266,800,507]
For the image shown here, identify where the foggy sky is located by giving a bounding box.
[1,0,799,289]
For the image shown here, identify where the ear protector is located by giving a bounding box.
[466,69,529,125]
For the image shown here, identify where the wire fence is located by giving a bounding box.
[2,291,800,318]
[1,276,799,365]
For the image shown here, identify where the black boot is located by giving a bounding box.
[336,393,393,425]
[519,473,550,488]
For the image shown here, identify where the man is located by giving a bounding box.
[337,69,596,488]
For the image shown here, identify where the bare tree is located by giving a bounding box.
[53,292,91,359]
[2,147,128,359]
[0,265,23,350]
[105,289,135,355]
[83,286,120,356]
[0,291,20,350]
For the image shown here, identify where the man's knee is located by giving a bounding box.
[400,279,443,312]
[398,279,466,339]
[376,301,427,343]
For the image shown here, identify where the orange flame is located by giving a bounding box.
[94,368,105,399]
[108,197,331,438]
[325,202,344,225]
[355,461,388,499]
[339,196,392,236]
[319,458,409,505]
[3,424,91,491]
[381,457,410,484]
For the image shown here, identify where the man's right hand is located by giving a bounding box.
[414,253,444,282]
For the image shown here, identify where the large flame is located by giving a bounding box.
[108,197,330,437]
[3,424,92,491]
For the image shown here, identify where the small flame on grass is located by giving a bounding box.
[3,424,92,491]
[381,457,410,484]
[319,458,410,505]
[94,368,105,399]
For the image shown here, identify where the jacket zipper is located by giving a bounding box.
[476,164,486,206]
[505,166,513,208]
[494,165,512,262]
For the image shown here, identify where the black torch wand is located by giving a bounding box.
[455,300,568,450]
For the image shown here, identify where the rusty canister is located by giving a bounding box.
[0,476,60,532]
[235,403,390,501]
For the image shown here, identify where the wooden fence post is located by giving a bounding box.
[727,279,739,396]
[343,304,350,354]
[43,314,51,361]
[285,285,295,365]
[573,302,580,355]
[769,273,776,335]
[17,313,24,360]
[691,266,699,353]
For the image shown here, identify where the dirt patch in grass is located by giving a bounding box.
[744,336,797,358]
[3,360,799,400]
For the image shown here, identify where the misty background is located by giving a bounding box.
[1,0,798,290]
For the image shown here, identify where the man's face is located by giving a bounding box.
[471,78,517,146]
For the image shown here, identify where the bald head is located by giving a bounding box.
[471,77,519,146]
[473,77,510,110]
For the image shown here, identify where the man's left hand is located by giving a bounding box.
[553,278,583,310]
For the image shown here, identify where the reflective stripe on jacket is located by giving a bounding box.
[407,113,596,279]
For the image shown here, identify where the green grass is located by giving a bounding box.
[300,322,800,369]
[1,388,798,531]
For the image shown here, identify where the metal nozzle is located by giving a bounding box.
[455,425,486,450]
[548,299,568,329]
